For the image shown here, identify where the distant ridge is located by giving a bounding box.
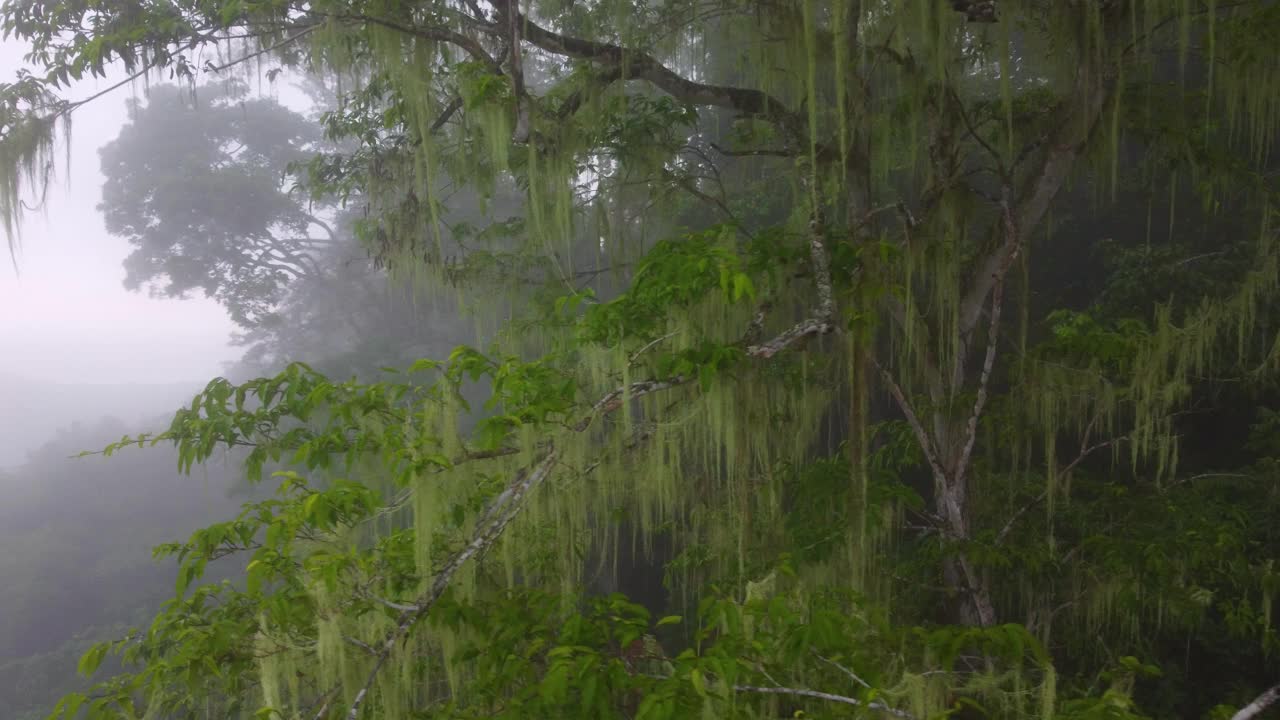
[0,373,206,468]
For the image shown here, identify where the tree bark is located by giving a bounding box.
[1231,683,1280,720]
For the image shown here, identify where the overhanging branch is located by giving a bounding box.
[489,0,804,143]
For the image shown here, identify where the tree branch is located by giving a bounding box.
[956,59,1114,343]
[490,0,804,143]
[429,96,465,135]
[953,194,1019,491]
[812,651,873,690]
[949,0,999,23]
[709,141,794,158]
[572,377,690,432]
[498,3,530,143]
[733,684,914,719]
[318,12,501,71]
[746,209,836,358]
[336,450,560,720]
[203,25,319,73]
[872,356,949,485]
[1231,683,1280,720]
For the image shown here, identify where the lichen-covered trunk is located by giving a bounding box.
[934,456,997,628]
[931,422,998,625]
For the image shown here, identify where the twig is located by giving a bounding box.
[361,593,419,614]
[709,141,794,157]
[343,635,378,656]
[1165,472,1253,489]
[627,332,677,366]
[993,490,1048,546]
[204,25,319,73]
[303,687,339,719]
[812,651,872,690]
[947,83,1006,178]
[428,96,465,134]
[871,356,948,485]
[733,685,914,719]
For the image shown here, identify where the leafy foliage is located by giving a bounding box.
[3,0,1280,718]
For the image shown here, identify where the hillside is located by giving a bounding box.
[0,373,204,468]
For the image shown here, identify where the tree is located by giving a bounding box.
[99,82,332,327]
[2,0,1279,718]
[100,80,488,379]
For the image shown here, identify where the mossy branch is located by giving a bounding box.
[336,450,560,720]
[747,209,836,358]
[489,0,806,145]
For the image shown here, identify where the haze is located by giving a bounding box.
[1,39,239,467]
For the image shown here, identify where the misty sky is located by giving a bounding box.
[1,39,239,386]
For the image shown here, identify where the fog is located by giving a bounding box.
[0,30,488,717]
[0,39,253,719]
[1,39,239,467]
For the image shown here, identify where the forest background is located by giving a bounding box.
[1,0,1279,719]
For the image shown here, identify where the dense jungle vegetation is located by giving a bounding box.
[2,0,1279,718]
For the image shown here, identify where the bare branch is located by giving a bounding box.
[204,25,319,73]
[709,141,794,157]
[342,635,378,656]
[746,317,835,359]
[428,96,465,135]
[361,593,419,614]
[812,651,873,690]
[628,332,678,366]
[317,12,501,71]
[734,684,914,719]
[947,83,1006,178]
[872,356,949,484]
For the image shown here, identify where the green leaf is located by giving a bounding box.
[246,559,266,595]
[50,692,87,719]
[77,643,108,677]
[175,564,193,598]
[690,668,708,698]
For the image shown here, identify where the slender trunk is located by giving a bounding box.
[934,468,997,627]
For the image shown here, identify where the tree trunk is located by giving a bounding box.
[935,471,997,627]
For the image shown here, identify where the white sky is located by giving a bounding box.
[1,39,240,385]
